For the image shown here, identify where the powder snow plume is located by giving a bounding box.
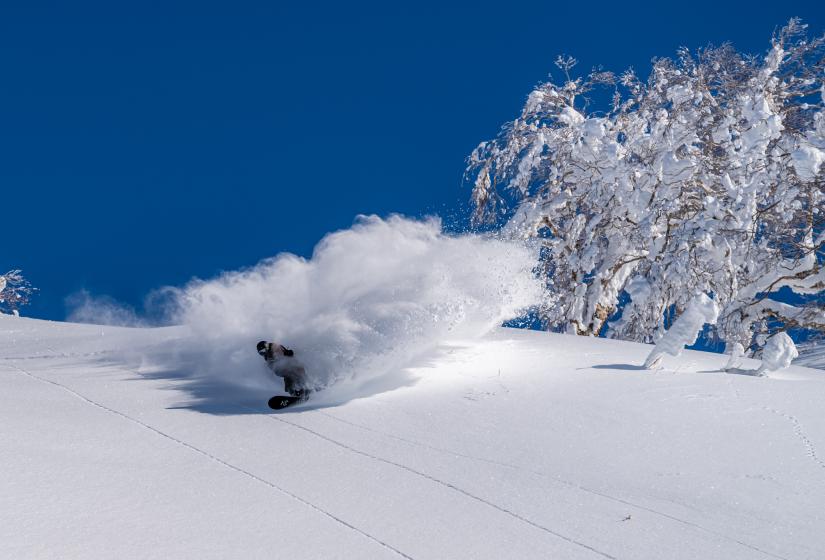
[168,215,543,402]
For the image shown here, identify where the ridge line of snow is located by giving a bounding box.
[5,361,415,560]
[260,409,618,560]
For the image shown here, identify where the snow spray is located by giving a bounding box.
[170,215,543,401]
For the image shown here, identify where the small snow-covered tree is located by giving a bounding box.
[756,332,799,374]
[644,293,719,368]
[467,19,825,354]
[0,270,36,315]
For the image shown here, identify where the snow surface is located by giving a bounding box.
[3,314,825,559]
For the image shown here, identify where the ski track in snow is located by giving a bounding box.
[257,407,618,560]
[5,361,415,560]
[313,410,790,560]
[67,359,617,559]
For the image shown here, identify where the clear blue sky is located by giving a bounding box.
[2,1,823,320]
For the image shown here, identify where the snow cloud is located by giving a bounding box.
[167,215,544,403]
[66,290,146,327]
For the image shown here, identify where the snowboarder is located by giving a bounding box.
[257,340,311,401]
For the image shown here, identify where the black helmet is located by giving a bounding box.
[256,341,268,354]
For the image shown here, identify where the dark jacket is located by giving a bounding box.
[260,342,294,362]
[258,341,308,396]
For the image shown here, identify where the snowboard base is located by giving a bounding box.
[267,395,302,410]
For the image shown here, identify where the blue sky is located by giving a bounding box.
[2,1,823,320]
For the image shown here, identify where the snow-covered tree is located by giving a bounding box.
[644,293,719,368]
[467,19,825,354]
[756,332,799,374]
[0,270,36,315]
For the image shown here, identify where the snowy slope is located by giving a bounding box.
[2,314,824,560]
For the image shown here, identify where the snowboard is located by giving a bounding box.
[267,395,302,410]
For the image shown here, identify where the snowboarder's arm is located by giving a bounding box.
[260,342,295,359]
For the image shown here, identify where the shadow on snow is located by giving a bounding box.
[102,339,425,415]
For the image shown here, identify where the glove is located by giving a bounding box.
[284,348,295,357]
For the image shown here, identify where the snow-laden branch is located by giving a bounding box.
[466,19,825,354]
